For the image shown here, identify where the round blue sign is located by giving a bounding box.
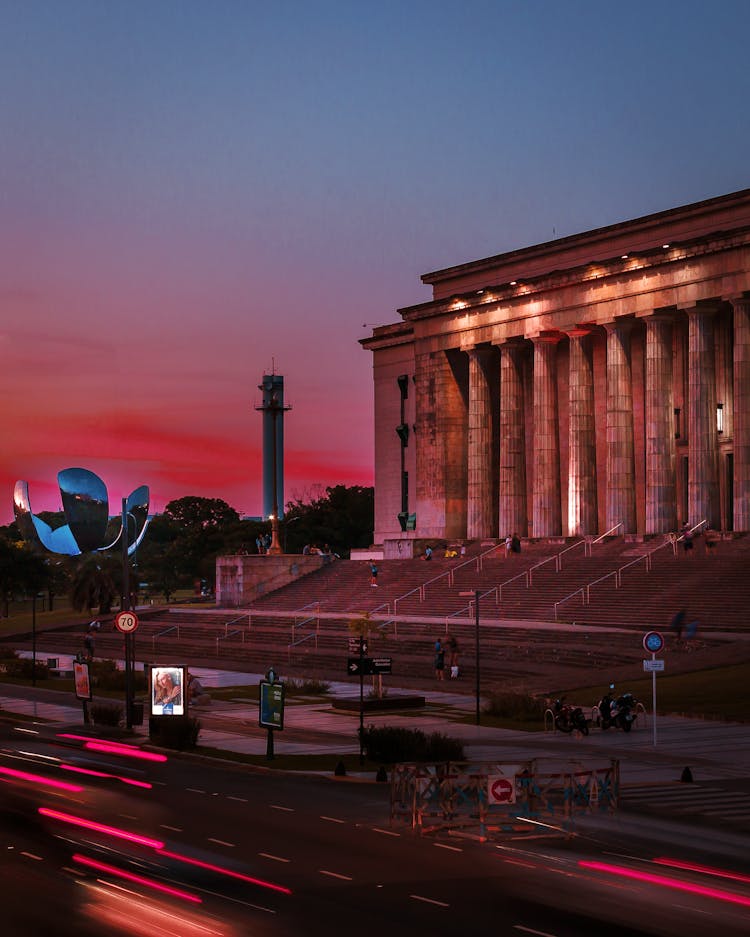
[643,631,664,653]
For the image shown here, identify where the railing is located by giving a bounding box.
[216,628,245,653]
[392,542,502,613]
[554,520,708,619]
[151,624,178,650]
[286,624,320,660]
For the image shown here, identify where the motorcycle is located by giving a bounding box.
[552,698,589,735]
[598,688,637,732]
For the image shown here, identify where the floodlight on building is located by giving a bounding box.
[717,402,724,434]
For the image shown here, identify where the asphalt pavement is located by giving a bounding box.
[3,653,750,837]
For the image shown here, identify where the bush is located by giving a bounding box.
[90,660,147,693]
[149,716,201,750]
[0,655,49,681]
[90,702,123,727]
[284,677,330,695]
[361,726,464,763]
[482,690,546,721]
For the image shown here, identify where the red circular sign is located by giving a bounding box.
[489,777,514,804]
[114,611,139,633]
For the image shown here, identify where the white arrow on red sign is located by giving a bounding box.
[488,776,516,805]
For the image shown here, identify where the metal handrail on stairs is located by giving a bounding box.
[553,520,708,619]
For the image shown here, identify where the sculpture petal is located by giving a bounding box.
[58,468,109,553]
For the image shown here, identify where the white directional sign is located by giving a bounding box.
[114,610,139,634]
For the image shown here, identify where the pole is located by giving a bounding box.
[122,498,133,730]
[268,398,282,555]
[266,726,274,760]
[652,652,657,747]
[359,634,365,765]
[474,590,480,726]
[32,593,37,687]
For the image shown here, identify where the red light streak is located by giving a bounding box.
[0,765,83,792]
[579,860,750,908]
[38,807,165,849]
[85,741,167,763]
[60,763,152,789]
[652,856,750,885]
[73,853,202,904]
[55,734,167,762]
[157,848,292,895]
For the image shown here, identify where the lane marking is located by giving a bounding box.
[259,853,291,863]
[271,805,294,812]
[434,843,462,852]
[186,788,206,794]
[320,870,353,881]
[410,894,449,907]
[320,816,346,824]
[21,851,43,861]
[228,796,248,803]
[208,837,235,848]
[160,824,183,832]
[372,827,399,836]
[513,927,558,936]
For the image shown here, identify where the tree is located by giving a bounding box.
[69,554,119,614]
[283,485,373,556]
[0,536,53,616]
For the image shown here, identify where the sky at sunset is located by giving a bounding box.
[3,0,750,525]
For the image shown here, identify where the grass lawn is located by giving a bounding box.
[558,662,749,723]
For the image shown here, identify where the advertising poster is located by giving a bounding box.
[150,665,186,716]
[259,680,285,729]
[73,661,92,701]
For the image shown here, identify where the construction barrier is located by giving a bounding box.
[391,758,619,841]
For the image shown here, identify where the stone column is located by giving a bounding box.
[567,329,597,535]
[733,297,750,531]
[686,305,720,527]
[498,342,527,537]
[645,315,677,533]
[605,321,636,534]
[414,349,468,538]
[466,347,494,538]
[532,334,562,537]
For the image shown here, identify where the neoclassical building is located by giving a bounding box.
[362,188,750,550]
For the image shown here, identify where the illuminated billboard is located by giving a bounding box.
[150,666,186,717]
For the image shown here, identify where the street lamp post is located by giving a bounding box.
[460,589,481,725]
[31,593,37,688]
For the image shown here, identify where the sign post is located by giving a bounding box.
[259,668,284,760]
[643,631,664,746]
[115,609,139,729]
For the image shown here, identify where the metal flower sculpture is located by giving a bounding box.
[14,468,150,557]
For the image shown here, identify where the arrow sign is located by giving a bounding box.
[348,657,366,676]
[488,776,516,805]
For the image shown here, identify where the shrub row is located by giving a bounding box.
[361,726,464,763]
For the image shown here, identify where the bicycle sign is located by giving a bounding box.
[114,611,139,634]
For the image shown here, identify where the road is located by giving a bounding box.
[1,724,749,936]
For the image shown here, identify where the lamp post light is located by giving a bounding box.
[459,589,481,726]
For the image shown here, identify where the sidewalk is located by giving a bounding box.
[3,661,750,787]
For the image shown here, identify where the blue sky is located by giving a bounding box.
[2,0,749,522]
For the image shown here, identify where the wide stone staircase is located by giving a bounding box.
[16,533,750,696]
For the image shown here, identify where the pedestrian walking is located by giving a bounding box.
[681,523,694,556]
[511,532,521,554]
[447,634,459,678]
[370,562,379,587]
[434,638,445,680]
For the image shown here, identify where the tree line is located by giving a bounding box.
[0,485,373,614]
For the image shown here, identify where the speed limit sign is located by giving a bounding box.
[114,610,139,634]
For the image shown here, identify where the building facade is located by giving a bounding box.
[362,189,750,549]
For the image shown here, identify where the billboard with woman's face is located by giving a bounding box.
[150,666,186,716]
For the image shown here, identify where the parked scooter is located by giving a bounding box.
[597,685,637,732]
[553,697,589,735]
